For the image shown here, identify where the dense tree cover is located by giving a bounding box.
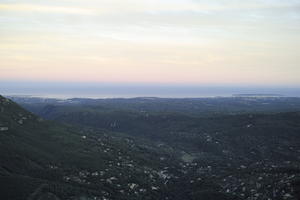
[1,95,300,199]
[10,96,300,116]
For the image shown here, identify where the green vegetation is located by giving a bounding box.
[1,95,300,199]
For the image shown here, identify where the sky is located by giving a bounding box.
[1,0,300,88]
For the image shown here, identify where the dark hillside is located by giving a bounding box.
[1,95,205,200]
[1,95,300,200]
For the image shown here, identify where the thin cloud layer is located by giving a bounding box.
[0,0,300,85]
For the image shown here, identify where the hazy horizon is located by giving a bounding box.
[1,81,300,99]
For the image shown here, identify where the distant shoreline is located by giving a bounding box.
[232,94,284,97]
[5,93,300,100]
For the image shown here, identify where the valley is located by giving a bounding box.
[1,95,300,200]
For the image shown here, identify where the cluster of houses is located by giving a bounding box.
[52,129,300,200]
[0,126,8,131]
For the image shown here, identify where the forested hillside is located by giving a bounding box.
[1,96,300,200]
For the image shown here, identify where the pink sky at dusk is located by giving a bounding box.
[1,0,300,86]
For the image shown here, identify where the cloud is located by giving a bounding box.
[0,3,96,15]
[0,0,300,85]
[1,0,300,16]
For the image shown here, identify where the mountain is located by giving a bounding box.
[1,95,300,200]
[13,97,300,164]
[9,96,300,116]
[0,95,184,199]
